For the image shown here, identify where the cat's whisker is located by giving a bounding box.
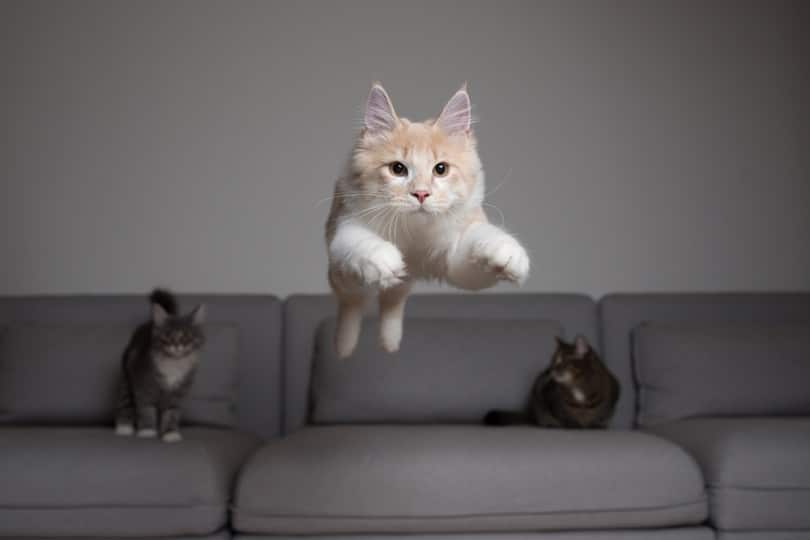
[482,202,506,228]
[485,168,513,199]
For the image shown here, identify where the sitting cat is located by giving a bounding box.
[485,335,619,429]
[326,83,530,358]
[115,289,206,443]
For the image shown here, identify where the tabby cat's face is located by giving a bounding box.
[349,84,483,217]
[152,307,205,359]
[551,336,598,387]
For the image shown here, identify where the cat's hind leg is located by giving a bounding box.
[378,280,411,353]
[114,379,136,436]
[330,271,368,358]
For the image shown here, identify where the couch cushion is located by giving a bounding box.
[633,322,810,426]
[312,318,562,424]
[0,426,258,537]
[0,322,239,427]
[233,426,707,534]
[648,417,810,530]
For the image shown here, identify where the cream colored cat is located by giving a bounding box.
[325,83,530,358]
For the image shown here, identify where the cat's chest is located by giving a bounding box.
[154,353,198,390]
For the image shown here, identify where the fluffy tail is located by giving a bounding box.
[484,409,531,426]
[149,288,178,315]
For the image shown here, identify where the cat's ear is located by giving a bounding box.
[190,304,206,325]
[436,83,472,136]
[554,336,566,348]
[152,303,169,326]
[574,335,590,357]
[363,82,398,134]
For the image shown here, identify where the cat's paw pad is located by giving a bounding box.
[471,236,530,285]
[136,428,158,438]
[115,423,135,436]
[355,243,407,289]
[161,431,183,443]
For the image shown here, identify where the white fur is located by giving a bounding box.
[162,431,183,443]
[115,423,135,436]
[571,387,587,403]
[155,352,198,390]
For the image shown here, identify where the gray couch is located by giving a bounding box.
[0,293,808,540]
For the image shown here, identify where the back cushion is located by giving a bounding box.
[633,322,810,426]
[311,317,562,424]
[0,323,239,427]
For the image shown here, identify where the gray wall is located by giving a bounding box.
[2,0,808,297]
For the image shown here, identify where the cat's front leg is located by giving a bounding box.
[329,221,407,290]
[135,405,158,438]
[329,220,408,358]
[160,408,182,443]
[378,280,412,353]
[447,222,530,290]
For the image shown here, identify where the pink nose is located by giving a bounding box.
[411,190,431,204]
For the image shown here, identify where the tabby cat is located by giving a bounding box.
[326,83,530,357]
[485,336,620,428]
[115,289,206,442]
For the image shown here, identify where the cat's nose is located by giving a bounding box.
[411,190,431,204]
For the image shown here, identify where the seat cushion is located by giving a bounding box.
[648,417,810,530]
[0,426,259,537]
[0,322,240,427]
[233,426,707,534]
[312,317,562,424]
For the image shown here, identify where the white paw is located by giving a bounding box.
[115,423,135,436]
[136,428,158,438]
[471,235,530,285]
[379,317,403,353]
[351,242,407,289]
[162,431,183,443]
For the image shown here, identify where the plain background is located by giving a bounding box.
[2,0,808,298]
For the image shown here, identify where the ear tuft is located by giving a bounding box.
[152,303,169,326]
[364,83,398,134]
[574,335,590,357]
[436,85,472,135]
[190,304,206,325]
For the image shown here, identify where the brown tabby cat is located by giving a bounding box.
[485,336,620,429]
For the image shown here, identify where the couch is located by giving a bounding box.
[0,292,807,539]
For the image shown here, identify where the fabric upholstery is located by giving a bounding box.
[311,317,561,424]
[599,293,810,428]
[0,322,239,427]
[648,417,810,530]
[22,534,230,540]
[0,426,259,537]
[633,322,810,426]
[284,294,599,432]
[235,529,715,540]
[0,295,283,438]
[718,533,810,540]
[233,425,706,534]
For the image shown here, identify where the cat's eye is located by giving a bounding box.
[433,162,449,177]
[389,161,408,177]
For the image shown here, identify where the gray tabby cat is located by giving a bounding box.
[115,289,206,442]
[484,335,620,429]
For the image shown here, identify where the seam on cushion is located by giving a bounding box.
[233,497,707,520]
[709,485,810,492]
[0,502,226,510]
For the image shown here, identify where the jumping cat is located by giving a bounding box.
[484,336,620,429]
[115,289,206,442]
[326,83,530,357]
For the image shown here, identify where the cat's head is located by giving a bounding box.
[348,82,484,217]
[550,335,602,387]
[151,303,206,359]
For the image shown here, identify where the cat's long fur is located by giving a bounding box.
[485,336,620,429]
[326,83,530,357]
[115,289,205,442]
